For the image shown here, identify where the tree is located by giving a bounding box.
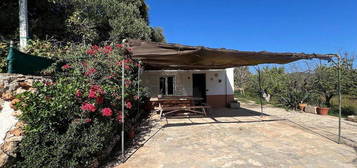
[150,27,166,42]
[251,67,288,99]
[234,66,251,89]
[313,57,357,106]
[278,72,315,109]
[0,0,164,43]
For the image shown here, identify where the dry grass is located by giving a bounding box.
[330,95,357,117]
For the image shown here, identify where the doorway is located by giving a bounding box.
[192,73,206,103]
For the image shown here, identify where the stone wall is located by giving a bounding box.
[0,73,50,167]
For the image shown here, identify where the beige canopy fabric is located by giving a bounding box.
[129,40,336,70]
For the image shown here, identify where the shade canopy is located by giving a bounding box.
[129,40,336,70]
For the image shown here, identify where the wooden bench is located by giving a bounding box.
[158,105,211,118]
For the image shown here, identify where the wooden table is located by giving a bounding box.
[150,96,209,118]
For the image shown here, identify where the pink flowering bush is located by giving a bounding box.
[16,43,149,167]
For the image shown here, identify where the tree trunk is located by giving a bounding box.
[325,95,334,107]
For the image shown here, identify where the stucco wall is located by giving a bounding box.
[141,69,234,97]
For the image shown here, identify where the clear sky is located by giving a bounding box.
[146,0,357,71]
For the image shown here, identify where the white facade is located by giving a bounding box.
[141,68,234,97]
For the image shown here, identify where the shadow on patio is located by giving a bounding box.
[162,107,285,128]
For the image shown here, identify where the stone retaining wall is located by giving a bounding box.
[0,73,50,167]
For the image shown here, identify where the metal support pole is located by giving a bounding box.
[137,61,141,115]
[337,55,342,144]
[257,67,264,117]
[19,0,28,51]
[121,60,125,160]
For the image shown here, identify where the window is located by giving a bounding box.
[159,76,175,95]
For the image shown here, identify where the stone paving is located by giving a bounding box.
[115,103,357,168]
[242,102,357,148]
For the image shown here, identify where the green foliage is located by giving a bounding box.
[15,44,148,167]
[0,1,67,40]
[246,67,288,99]
[330,95,357,116]
[0,41,8,72]
[278,75,314,110]
[150,27,166,42]
[238,57,357,116]
[312,58,357,106]
[0,0,164,43]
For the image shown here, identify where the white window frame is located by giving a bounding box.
[159,76,176,96]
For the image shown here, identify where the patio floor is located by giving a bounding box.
[112,102,357,168]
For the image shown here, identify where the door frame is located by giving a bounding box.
[192,73,207,103]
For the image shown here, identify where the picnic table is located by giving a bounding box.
[150,96,210,118]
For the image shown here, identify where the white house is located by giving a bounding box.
[141,68,234,108]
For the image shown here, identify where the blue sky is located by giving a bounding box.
[146,0,357,71]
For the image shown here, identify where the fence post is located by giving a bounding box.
[121,59,125,160]
[257,67,264,118]
[337,55,342,144]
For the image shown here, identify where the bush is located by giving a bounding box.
[0,41,8,72]
[15,43,148,167]
[330,96,357,116]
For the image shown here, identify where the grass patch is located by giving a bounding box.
[234,91,268,105]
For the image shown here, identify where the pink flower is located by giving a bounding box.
[75,90,82,97]
[124,65,130,70]
[134,96,139,100]
[88,85,103,98]
[84,118,92,123]
[102,108,113,117]
[103,46,113,54]
[81,103,96,112]
[86,49,96,55]
[88,90,97,98]
[61,64,71,70]
[91,45,100,50]
[117,112,123,122]
[105,75,113,79]
[116,44,123,48]
[125,101,132,109]
[125,79,132,87]
[85,68,97,76]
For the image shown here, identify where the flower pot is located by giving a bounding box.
[298,103,307,111]
[317,107,329,115]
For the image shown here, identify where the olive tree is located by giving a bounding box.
[313,57,357,106]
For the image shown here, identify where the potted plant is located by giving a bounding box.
[298,102,307,111]
[317,104,329,115]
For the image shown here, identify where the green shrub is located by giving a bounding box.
[0,41,9,72]
[15,43,148,167]
[329,96,357,116]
